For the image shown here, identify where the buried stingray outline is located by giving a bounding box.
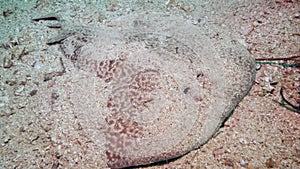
[42,12,256,168]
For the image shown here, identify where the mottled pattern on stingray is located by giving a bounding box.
[60,32,212,168]
[51,13,256,168]
[105,69,160,166]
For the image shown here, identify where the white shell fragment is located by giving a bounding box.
[48,13,255,168]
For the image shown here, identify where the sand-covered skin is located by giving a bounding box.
[0,0,299,169]
[45,12,254,168]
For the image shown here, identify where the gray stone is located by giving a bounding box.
[48,13,255,168]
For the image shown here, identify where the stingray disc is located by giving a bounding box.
[51,13,255,168]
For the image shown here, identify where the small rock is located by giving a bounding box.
[240,159,246,167]
[4,136,11,144]
[42,124,52,132]
[0,96,9,107]
[224,158,234,167]
[29,89,38,96]
[265,157,277,168]
[213,149,224,157]
[253,20,260,27]
[14,85,25,96]
[6,79,16,86]
[17,101,27,109]
[33,61,43,70]
[3,57,13,68]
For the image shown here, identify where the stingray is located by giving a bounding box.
[46,13,255,168]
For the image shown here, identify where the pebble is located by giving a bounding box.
[33,61,43,70]
[0,96,9,107]
[240,160,246,167]
[3,57,13,68]
[265,157,277,168]
[14,85,25,96]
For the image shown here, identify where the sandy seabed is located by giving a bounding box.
[0,0,299,168]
